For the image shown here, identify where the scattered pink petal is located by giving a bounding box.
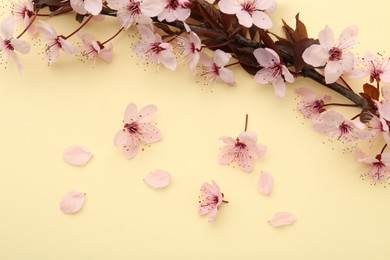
[144,169,172,188]
[257,171,273,196]
[268,212,296,227]
[60,190,86,214]
[62,145,93,166]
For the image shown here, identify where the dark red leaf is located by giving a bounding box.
[359,109,375,123]
[294,13,308,41]
[258,29,280,58]
[282,19,295,43]
[196,0,224,32]
[363,83,380,101]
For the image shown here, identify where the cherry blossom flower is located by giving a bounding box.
[268,212,296,227]
[302,25,358,84]
[312,110,367,143]
[134,24,176,70]
[106,0,164,29]
[157,0,191,22]
[0,16,31,74]
[78,32,113,63]
[200,50,235,85]
[350,51,390,83]
[70,0,103,16]
[114,103,162,159]
[62,145,93,166]
[253,47,294,98]
[177,23,201,74]
[12,0,34,26]
[355,148,390,181]
[60,190,86,214]
[295,87,331,118]
[366,114,389,138]
[219,131,267,172]
[198,180,226,222]
[218,0,276,29]
[39,21,74,64]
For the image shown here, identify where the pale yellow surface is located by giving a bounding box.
[1,0,390,259]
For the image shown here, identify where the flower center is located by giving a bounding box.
[235,140,246,149]
[167,0,179,10]
[328,47,342,61]
[212,63,220,76]
[4,39,14,51]
[127,0,141,15]
[124,122,139,134]
[150,42,165,54]
[190,42,196,54]
[338,122,353,136]
[241,0,256,14]
[270,63,282,78]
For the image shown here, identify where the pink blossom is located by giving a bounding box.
[312,110,367,142]
[355,148,390,181]
[198,180,225,222]
[12,0,34,26]
[302,25,358,84]
[70,0,103,16]
[39,21,74,64]
[218,0,276,29]
[177,23,201,74]
[350,51,390,83]
[0,16,31,74]
[134,24,176,70]
[219,131,267,172]
[366,114,389,138]
[157,0,191,22]
[78,32,113,63]
[253,48,294,98]
[200,50,235,85]
[106,0,164,29]
[295,87,331,118]
[114,103,162,159]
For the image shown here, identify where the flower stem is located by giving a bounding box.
[63,15,93,40]
[244,114,248,132]
[222,200,229,203]
[16,10,38,39]
[225,61,240,68]
[101,27,124,45]
[322,103,358,108]
[380,144,388,155]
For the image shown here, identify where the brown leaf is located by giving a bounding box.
[363,83,380,101]
[294,13,308,41]
[282,19,295,43]
[196,0,224,32]
[258,29,280,58]
[359,109,374,124]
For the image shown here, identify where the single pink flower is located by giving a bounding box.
[295,87,331,118]
[70,0,103,16]
[157,0,191,23]
[60,190,86,214]
[134,24,176,70]
[219,131,267,172]
[198,180,226,222]
[302,25,358,84]
[200,50,235,85]
[253,48,294,98]
[268,212,296,227]
[78,32,113,63]
[375,99,390,122]
[350,51,390,83]
[39,21,74,64]
[355,148,390,181]
[62,145,93,166]
[312,110,367,143]
[144,169,172,188]
[218,0,276,29]
[12,0,34,26]
[0,16,31,74]
[177,23,201,74]
[106,0,164,29]
[114,103,162,159]
[366,114,389,138]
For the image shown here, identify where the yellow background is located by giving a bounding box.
[1,0,390,259]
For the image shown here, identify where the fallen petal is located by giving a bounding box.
[268,212,296,227]
[257,171,273,196]
[62,145,93,166]
[144,169,172,188]
[60,190,86,214]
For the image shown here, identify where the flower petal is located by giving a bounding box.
[257,171,273,195]
[144,169,172,188]
[236,10,253,28]
[268,212,296,227]
[253,47,279,67]
[218,0,241,14]
[60,190,86,214]
[324,60,342,84]
[272,76,286,98]
[219,145,235,165]
[213,49,231,67]
[62,145,93,166]
[138,104,157,123]
[84,0,103,16]
[318,25,334,50]
[338,25,358,50]
[252,10,272,29]
[302,44,328,67]
[124,103,138,123]
[218,68,235,85]
[1,16,15,39]
[138,123,162,143]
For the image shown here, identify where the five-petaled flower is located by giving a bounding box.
[158,0,191,22]
[253,48,294,98]
[219,131,267,172]
[218,0,276,29]
[356,148,390,182]
[200,49,235,85]
[177,23,201,74]
[12,0,34,26]
[39,21,74,64]
[78,32,113,63]
[114,103,162,159]
[0,16,31,74]
[302,25,358,84]
[134,24,176,70]
[198,180,226,222]
[295,87,331,119]
[70,0,103,16]
[350,51,390,83]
